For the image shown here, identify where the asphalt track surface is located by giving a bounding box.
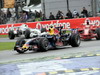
[0,38,100,63]
[0,38,100,75]
[0,56,100,75]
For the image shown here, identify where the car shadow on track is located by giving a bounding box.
[14,46,72,55]
[81,38,100,42]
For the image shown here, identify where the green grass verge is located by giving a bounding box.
[0,35,8,38]
[0,42,15,51]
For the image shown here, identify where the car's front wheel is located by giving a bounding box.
[37,37,49,52]
[14,38,26,53]
[8,31,15,39]
[95,28,100,40]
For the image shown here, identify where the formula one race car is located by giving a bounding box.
[8,24,46,39]
[14,26,81,53]
[76,22,100,40]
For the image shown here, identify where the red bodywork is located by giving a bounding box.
[77,24,99,40]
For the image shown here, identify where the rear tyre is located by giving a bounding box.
[38,37,49,52]
[8,31,15,39]
[70,34,81,47]
[14,38,26,53]
[24,29,30,39]
[95,28,100,40]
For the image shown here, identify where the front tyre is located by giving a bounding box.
[8,31,15,39]
[95,28,100,40]
[14,38,26,53]
[70,34,81,47]
[38,38,49,52]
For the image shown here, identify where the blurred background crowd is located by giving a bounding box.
[0,7,91,25]
[0,0,100,25]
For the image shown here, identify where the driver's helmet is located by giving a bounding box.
[48,26,55,35]
[87,20,90,25]
[85,18,90,25]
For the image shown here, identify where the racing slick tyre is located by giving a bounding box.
[8,30,15,39]
[70,34,81,47]
[24,29,30,39]
[38,37,49,52]
[95,28,100,40]
[14,38,26,53]
[41,28,46,33]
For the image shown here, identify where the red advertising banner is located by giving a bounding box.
[0,17,100,35]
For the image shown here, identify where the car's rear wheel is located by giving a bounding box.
[14,38,26,53]
[24,29,30,39]
[70,34,81,47]
[95,28,100,40]
[8,31,15,39]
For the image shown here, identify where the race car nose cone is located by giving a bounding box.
[22,44,29,49]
